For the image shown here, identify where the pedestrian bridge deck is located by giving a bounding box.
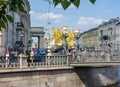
[69,51,120,67]
[0,51,120,68]
[70,62,120,67]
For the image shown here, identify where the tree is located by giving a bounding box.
[53,0,96,10]
[0,0,25,31]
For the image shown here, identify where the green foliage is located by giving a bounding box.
[8,0,25,12]
[89,0,96,4]
[61,0,70,10]
[71,0,80,8]
[0,0,25,31]
[6,15,13,22]
[53,0,96,10]
[0,19,6,31]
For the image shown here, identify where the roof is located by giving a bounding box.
[83,27,98,34]
[30,27,44,33]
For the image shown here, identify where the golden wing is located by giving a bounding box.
[54,28,62,46]
[57,27,63,39]
[52,27,57,37]
[52,27,62,46]
[66,31,75,47]
[52,27,57,41]
[54,38,62,46]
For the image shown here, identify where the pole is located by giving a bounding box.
[5,50,10,68]
[19,53,22,69]
[6,56,8,68]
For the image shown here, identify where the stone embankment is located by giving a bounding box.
[0,66,118,87]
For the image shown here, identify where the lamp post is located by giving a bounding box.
[74,29,80,52]
[20,33,24,40]
[0,32,3,56]
[62,26,68,35]
[20,33,24,53]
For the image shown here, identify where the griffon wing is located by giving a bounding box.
[66,31,75,47]
[52,27,63,46]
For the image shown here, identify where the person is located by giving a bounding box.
[47,49,52,65]
[19,52,23,69]
[30,50,34,63]
[70,47,77,53]
[14,50,18,58]
[25,50,29,56]
[5,50,10,66]
[70,47,77,62]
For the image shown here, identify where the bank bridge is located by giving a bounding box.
[0,51,120,69]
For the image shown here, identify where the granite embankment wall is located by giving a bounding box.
[0,66,118,87]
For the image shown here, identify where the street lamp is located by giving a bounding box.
[62,26,68,35]
[20,33,24,40]
[20,33,24,52]
[74,29,80,39]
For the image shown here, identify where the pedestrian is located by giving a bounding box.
[47,49,52,65]
[70,47,77,62]
[30,50,34,63]
[5,50,10,67]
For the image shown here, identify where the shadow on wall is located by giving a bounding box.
[74,67,118,87]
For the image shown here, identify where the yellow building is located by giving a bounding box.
[82,28,99,50]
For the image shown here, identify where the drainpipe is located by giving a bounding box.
[12,12,15,51]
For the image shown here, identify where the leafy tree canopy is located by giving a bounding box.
[0,0,25,31]
[52,0,96,10]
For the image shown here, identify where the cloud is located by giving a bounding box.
[29,10,64,23]
[56,4,75,9]
[29,10,35,14]
[77,16,103,25]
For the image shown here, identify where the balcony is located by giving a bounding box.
[16,22,24,31]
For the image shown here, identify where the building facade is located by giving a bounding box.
[98,17,120,50]
[78,33,83,51]
[30,27,45,49]
[82,28,99,50]
[115,22,120,50]
[0,0,30,56]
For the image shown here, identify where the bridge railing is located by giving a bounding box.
[28,55,68,67]
[1,51,120,68]
[0,56,19,68]
[69,51,120,63]
[0,54,69,68]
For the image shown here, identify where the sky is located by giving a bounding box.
[29,0,120,42]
